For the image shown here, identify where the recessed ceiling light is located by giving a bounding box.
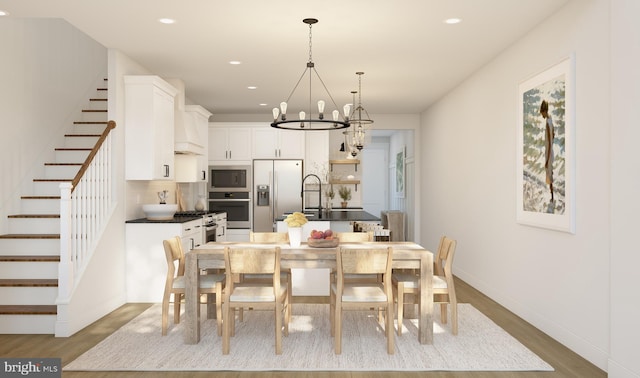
[259,103,268,107]
[444,18,461,24]
[229,61,242,65]
[0,10,10,16]
[247,86,257,90]
[158,18,176,24]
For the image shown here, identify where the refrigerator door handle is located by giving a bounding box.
[273,170,277,221]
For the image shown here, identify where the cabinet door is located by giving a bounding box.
[209,128,229,161]
[124,75,177,180]
[304,130,329,177]
[181,219,203,251]
[251,128,278,158]
[278,129,305,159]
[227,128,251,161]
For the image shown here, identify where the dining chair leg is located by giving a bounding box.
[216,284,223,337]
[396,282,405,335]
[275,302,283,355]
[334,300,342,354]
[222,301,231,354]
[386,302,395,354]
[161,291,170,336]
[450,291,458,335]
[174,293,182,324]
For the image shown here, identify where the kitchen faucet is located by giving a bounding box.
[301,174,322,219]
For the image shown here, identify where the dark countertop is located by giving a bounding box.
[275,210,380,222]
[126,215,201,224]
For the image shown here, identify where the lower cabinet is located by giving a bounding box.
[125,220,203,302]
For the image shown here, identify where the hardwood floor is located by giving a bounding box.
[0,277,605,378]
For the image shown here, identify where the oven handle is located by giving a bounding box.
[209,198,251,202]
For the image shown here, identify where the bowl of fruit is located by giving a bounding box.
[307,229,339,248]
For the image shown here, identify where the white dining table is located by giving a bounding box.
[184,241,434,345]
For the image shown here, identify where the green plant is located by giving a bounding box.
[325,187,335,199]
[338,186,352,201]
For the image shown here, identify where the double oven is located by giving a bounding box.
[208,165,252,229]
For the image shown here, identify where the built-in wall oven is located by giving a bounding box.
[209,165,252,229]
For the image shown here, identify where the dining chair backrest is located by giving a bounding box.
[249,231,289,243]
[334,231,374,242]
[163,236,185,279]
[337,246,392,277]
[225,246,280,275]
[435,236,456,278]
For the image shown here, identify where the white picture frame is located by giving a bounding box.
[516,55,575,233]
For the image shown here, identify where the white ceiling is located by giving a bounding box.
[2,0,568,117]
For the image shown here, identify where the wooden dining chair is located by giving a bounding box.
[392,235,458,335]
[222,246,290,355]
[162,236,225,336]
[330,245,395,354]
[334,231,374,242]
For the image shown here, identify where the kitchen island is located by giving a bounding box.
[275,209,381,296]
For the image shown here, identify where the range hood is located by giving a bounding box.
[166,78,208,155]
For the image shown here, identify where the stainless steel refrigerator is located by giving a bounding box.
[253,159,303,232]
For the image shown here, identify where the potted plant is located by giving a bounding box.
[338,186,352,208]
[324,187,335,211]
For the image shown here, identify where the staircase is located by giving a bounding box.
[0,80,109,333]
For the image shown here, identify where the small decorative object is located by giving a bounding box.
[284,212,308,247]
[324,187,335,212]
[195,195,206,211]
[157,190,169,204]
[338,186,351,208]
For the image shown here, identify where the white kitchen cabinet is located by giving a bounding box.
[125,218,203,302]
[175,105,211,182]
[252,127,305,159]
[124,75,178,180]
[208,127,252,164]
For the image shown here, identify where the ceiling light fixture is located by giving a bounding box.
[0,10,10,16]
[158,18,176,24]
[346,72,373,153]
[444,18,461,24]
[271,18,351,131]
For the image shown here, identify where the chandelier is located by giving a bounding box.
[345,72,374,152]
[271,18,351,131]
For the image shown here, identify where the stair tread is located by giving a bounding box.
[63,134,101,137]
[33,178,73,182]
[73,121,108,124]
[54,147,92,150]
[44,163,82,166]
[0,305,57,315]
[0,255,60,262]
[89,98,107,101]
[82,109,107,112]
[20,196,61,200]
[8,214,59,219]
[0,279,58,287]
[0,234,60,239]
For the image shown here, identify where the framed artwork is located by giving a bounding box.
[395,147,405,198]
[516,55,575,233]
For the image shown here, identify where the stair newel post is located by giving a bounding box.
[58,182,74,301]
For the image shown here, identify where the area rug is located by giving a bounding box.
[64,303,553,372]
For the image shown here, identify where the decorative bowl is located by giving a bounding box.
[142,204,178,220]
[307,238,339,248]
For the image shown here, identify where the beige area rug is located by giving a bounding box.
[64,303,553,372]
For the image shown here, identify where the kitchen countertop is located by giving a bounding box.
[126,215,202,224]
[275,210,380,222]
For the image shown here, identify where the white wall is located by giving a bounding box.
[420,0,616,371]
[0,18,107,233]
[609,1,640,377]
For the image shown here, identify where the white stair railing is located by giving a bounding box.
[58,121,116,301]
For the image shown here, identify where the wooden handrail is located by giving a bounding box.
[71,120,116,192]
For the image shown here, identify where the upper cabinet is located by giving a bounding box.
[304,130,329,177]
[208,126,252,164]
[124,75,178,180]
[252,127,305,159]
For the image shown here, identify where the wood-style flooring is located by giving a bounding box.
[0,277,605,378]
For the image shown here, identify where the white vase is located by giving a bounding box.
[288,227,302,247]
[195,195,206,211]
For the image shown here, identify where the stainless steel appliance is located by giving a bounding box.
[253,159,303,232]
[213,212,227,242]
[209,165,251,192]
[208,192,251,229]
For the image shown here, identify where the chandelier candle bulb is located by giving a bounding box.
[280,102,288,120]
[317,100,325,119]
[272,107,280,121]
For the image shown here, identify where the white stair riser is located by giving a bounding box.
[43,165,80,179]
[33,182,69,196]
[8,218,59,234]
[63,136,100,149]
[79,111,107,122]
[68,124,108,135]
[54,150,90,164]
[0,239,59,255]
[0,315,56,334]
[0,287,58,305]
[21,199,60,214]
[0,262,58,279]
